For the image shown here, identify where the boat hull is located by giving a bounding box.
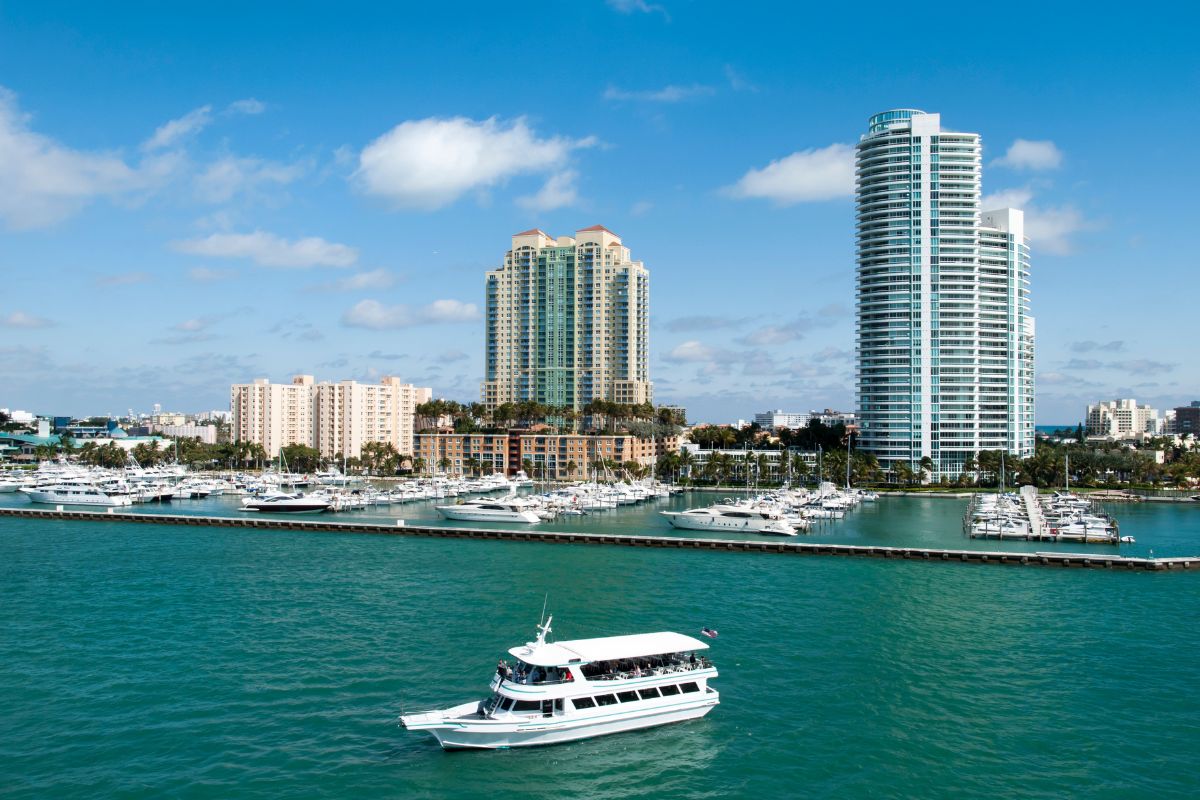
[662,513,783,533]
[240,503,330,513]
[411,693,718,750]
[436,508,540,524]
[21,489,132,507]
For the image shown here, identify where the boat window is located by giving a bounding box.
[637,688,660,700]
[511,700,541,713]
[617,691,638,703]
[659,684,681,696]
[499,698,514,710]
[594,694,618,706]
[572,697,596,709]
[680,682,700,693]
[723,511,750,518]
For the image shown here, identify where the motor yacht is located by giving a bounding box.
[239,491,330,514]
[436,497,542,524]
[20,483,133,507]
[660,504,795,534]
[401,618,718,749]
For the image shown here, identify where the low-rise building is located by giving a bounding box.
[679,444,819,482]
[151,423,218,444]
[1086,399,1161,440]
[753,410,810,430]
[415,431,680,478]
[1174,402,1200,437]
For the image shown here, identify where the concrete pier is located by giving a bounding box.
[1,506,1197,571]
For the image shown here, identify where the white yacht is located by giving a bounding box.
[660,504,796,534]
[401,618,718,749]
[240,491,330,514]
[21,484,133,507]
[436,497,542,524]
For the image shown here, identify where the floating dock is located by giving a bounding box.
[3,507,1197,571]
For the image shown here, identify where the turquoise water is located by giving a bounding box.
[2,500,1199,798]
[3,489,1198,558]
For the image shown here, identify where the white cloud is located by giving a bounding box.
[172,230,358,268]
[0,87,171,229]
[737,318,812,346]
[194,155,307,203]
[143,105,212,151]
[517,170,579,211]
[724,64,758,93]
[227,98,265,115]
[664,341,721,363]
[630,200,653,216]
[341,298,481,330]
[993,139,1063,171]
[354,116,595,210]
[983,185,1096,255]
[725,143,854,204]
[605,0,668,16]
[981,187,1034,210]
[1,310,53,328]
[602,84,713,103]
[1025,205,1091,255]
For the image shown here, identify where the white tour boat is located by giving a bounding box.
[20,483,133,507]
[435,497,541,524]
[401,618,718,749]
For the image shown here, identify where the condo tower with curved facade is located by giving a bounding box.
[855,110,1034,479]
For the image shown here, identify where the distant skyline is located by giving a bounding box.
[1,3,1197,422]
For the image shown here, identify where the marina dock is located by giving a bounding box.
[2,506,1197,572]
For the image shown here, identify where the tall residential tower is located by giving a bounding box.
[482,226,652,411]
[855,110,1034,479]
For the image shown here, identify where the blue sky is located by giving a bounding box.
[1,2,1197,423]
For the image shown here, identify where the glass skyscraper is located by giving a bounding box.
[855,110,1034,479]
[483,225,652,412]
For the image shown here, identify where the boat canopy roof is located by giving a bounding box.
[508,631,708,667]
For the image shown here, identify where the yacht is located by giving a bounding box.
[20,483,133,507]
[401,618,718,749]
[436,497,542,524]
[240,491,330,514]
[660,504,796,534]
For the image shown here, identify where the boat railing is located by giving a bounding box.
[591,659,714,681]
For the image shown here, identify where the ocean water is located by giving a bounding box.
[2,500,1199,798]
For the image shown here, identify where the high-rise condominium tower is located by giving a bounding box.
[855,110,1034,479]
[482,225,652,411]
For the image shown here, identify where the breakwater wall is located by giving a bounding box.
[2,507,1197,572]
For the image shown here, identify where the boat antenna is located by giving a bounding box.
[538,593,548,628]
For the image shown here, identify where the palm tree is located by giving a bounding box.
[565,460,577,480]
[437,457,452,475]
[411,456,426,476]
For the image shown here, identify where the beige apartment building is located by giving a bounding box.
[482,225,652,412]
[314,377,431,460]
[231,375,431,459]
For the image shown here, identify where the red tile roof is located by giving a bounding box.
[578,224,617,235]
[513,228,550,237]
